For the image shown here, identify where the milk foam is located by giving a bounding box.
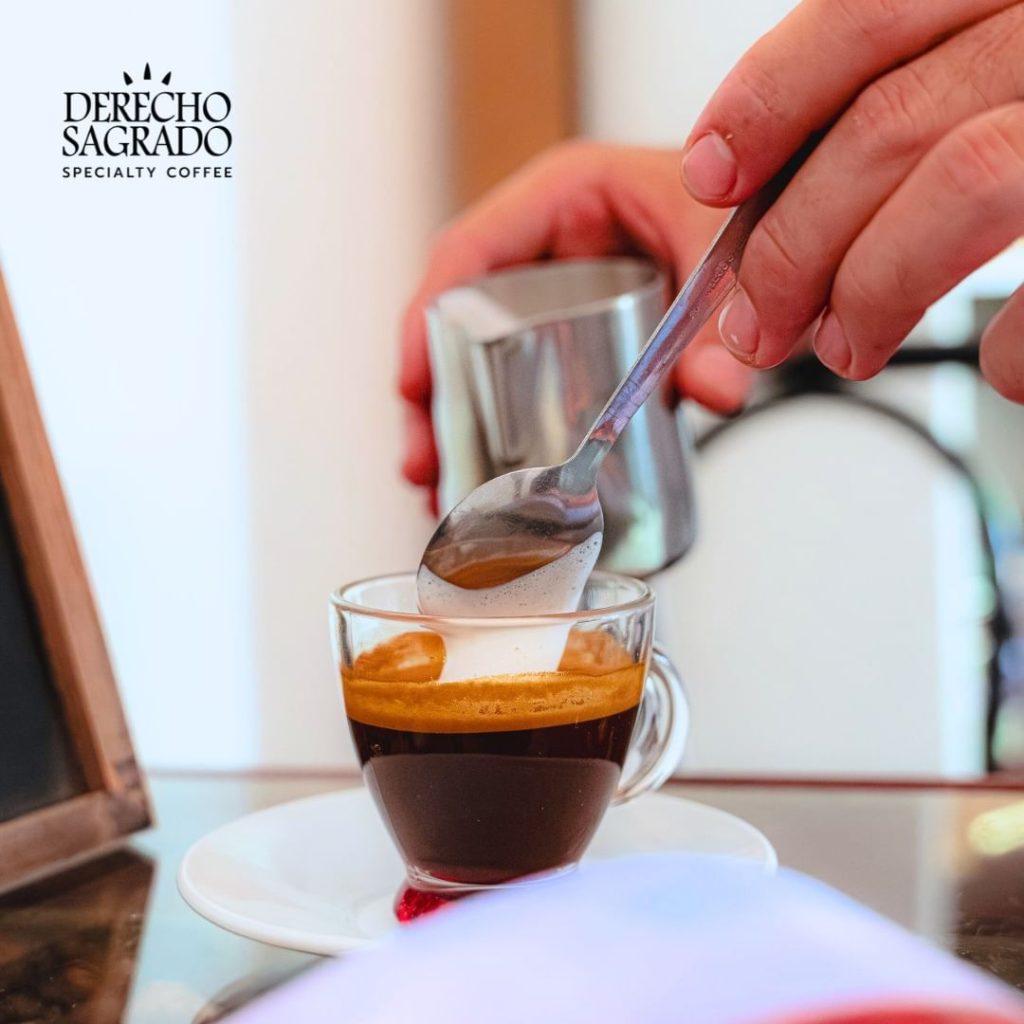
[419,533,603,680]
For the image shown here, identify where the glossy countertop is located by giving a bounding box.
[3,772,1024,1022]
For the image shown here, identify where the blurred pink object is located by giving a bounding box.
[227,854,1024,1024]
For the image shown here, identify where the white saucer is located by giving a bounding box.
[178,787,776,955]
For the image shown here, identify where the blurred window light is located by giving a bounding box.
[968,800,1024,856]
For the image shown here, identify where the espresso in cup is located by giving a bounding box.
[332,571,687,917]
[343,630,643,885]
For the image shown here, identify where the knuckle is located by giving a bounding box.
[531,138,603,178]
[935,108,1024,210]
[743,208,832,332]
[742,211,828,342]
[831,0,902,41]
[512,139,612,199]
[731,53,788,125]
[845,68,930,160]
[834,258,881,328]
[968,6,1024,93]
[551,187,608,242]
[748,212,802,284]
[833,259,917,376]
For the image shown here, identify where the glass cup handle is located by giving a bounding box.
[613,644,689,804]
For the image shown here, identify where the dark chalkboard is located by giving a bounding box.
[0,465,86,823]
[0,266,149,892]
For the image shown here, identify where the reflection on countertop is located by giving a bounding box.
[4,773,1024,1021]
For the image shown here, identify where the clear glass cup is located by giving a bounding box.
[329,571,687,919]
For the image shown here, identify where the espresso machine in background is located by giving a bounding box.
[428,258,695,579]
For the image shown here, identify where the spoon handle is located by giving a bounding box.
[570,149,807,477]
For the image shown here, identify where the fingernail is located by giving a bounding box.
[813,312,851,373]
[718,288,759,358]
[682,132,738,200]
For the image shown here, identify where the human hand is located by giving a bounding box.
[399,143,754,491]
[681,0,1024,402]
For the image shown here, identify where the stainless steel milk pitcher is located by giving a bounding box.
[427,258,697,577]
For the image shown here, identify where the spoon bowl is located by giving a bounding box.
[416,460,604,616]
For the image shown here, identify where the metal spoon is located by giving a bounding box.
[418,169,793,613]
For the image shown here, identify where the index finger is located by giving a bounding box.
[681,0,1017,205]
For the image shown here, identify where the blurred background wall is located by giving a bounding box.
[1,0,1022,775]
[0,0,448,768]
[0,0,257,768]
[231,0,447,766]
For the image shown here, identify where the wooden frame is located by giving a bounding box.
[447,0,577,207]
[0,266,150,893]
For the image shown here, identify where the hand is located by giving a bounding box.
[399,142,754,491]
[681,0,1024,402]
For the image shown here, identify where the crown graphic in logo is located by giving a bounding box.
[123,63,171,87]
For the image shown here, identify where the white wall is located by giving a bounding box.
[0,0,445,769]
[0,0,255,768]
[231,0,443,766]
[578,0,797,147]
[660,398,989,778]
